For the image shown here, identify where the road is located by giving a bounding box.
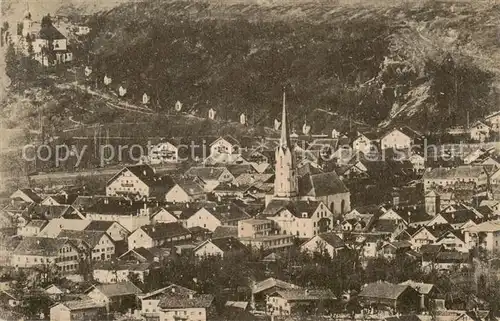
[28,162,180,184]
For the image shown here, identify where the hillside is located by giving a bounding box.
[79,0,500,133]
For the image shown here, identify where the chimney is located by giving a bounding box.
[144,202,147,210]
[189,293,194,299]
[171,287,176,293]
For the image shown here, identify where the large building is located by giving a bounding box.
[260,94,350,237]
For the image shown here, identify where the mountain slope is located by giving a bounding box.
[82,0,500,133]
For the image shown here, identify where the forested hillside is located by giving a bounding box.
[82,0,500,133]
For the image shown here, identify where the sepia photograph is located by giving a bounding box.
[1,0,500,320]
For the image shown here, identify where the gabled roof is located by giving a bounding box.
[84,220,117,231]
[439,209,481,225]
[38,25,65,40]
[87,282,142,298]
[273,288,336,301]
[25,204,74,220]
[172,180,205,196]
[139,222,191,241]
[209,135,240,147]
[158,293,214,309]
[212,226,237,239]
[299,171,349,197]
[12,188,42,203]
[13,237,75,256]
[93,260,152,272]
[260,199,324,219]
[423,166,487,180]
[25,219,49,229]
[252,278,300,294]
[58,230,109,248]
[107,164,174,189]
[359,281,413,300]
[315,232,345,249]
[202,203,251,223]
[58,299,105,311]
[370,219,400,234]
[140,284,195,300]
[398,281,436,295]
[435,230,465,243]
[119,246,166,262]
[185,167,230,181]
[202,237,248,253]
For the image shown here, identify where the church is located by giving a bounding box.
[258,93,351,238]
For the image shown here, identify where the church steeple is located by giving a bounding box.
[274,90,298,199]
[280,91,291,149]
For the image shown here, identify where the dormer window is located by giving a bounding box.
[302,212,307,218]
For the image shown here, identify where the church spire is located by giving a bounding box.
[280,91,291,149]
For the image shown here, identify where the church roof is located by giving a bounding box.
[298,171,349,197]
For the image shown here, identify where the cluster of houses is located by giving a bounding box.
[4,100,500,320]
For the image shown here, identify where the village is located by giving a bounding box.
[6,4,500,321]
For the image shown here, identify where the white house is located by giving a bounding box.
[464,220,500,253]
[85,282,142,312]
[75,25,90,36]
[470,121,491,142]
[17,219,47,236]
[209,136,240,156]
[148,141,179,164]
[127,222,192,250]
[151,208,178,224]
[193,237,248,258]
[300,232,345,257]
[435,230,468,252]
[184,166,235,192]
[30,22,73,66]
[92,261,152,283]
[58,230,115,261]
[259,200,335,239]
[84,220,130,242]
[380,127,422,150]
[165,181,206,203]
[185,204,251,232]
[106,164,174,199]
[50,300,105,321]
[352,133,377,154]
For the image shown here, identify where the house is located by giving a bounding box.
[119,246,168,263]
[139,284,197,317]
[379,241,412,259]
[37,218,90,238]
[165,180,206,203]
[17,219,47,236]
[239,234,295,251]
[58,230,115,261]
[380,127,422,151]
[258,200,335,239]
[251,278,300,309]
[369,219,406,241]
[128,222,192,250]
[85,281,142,312]
[151,208,178,224]
[409,154,426,172]
[422,251,471,272]
[464,220,500,252]
[50,299,105,321]
[11,237,82,273]
[300,232,345,257]
[84,220,130,242]
[10,188,42,203]
[92,260,152,283]
[266,288,336,316]
[157,288,214,321]
[470,121,491,142]
[352,133,377,154]
[148,141,179,164]
[358,281,420,313]
[210,136,240,156]
[410,224,453,249]
[45,284,64,296]
[185,203,251,232]
[426,206,481,230]
[193,237,248,258]
[82,198,151,232]
[237,219,273,238]
[75,25,90,35]
[31,21,73,66]
[423,166,489,192]
[106,164,174,199]
[398,281,440,310]
[212,226,238,239]
[184,167,235,192]
[0,290,21,308]
[435,230,468,252]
